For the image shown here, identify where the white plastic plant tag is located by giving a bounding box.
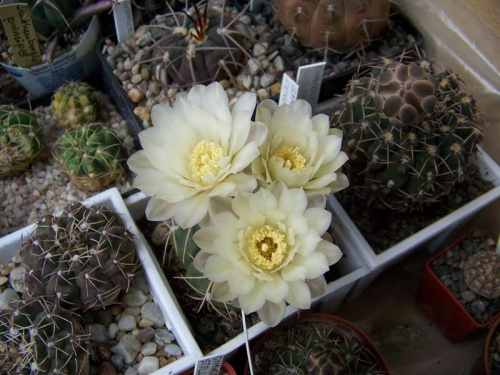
[113,0,135,43]
[296,61,326,110]
[279,73,299,106]
[194,353,225,375]
[250,0,266,11]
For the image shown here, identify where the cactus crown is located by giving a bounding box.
[18,202,138,311]
[464,251,500,299]
[331,54,483,211]
[0,105,44,177]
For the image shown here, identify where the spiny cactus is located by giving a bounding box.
[50,82,99,129]
[0,297,89,375]
[256,317,387,375]
[331,56,483,211]
[0,105,44,177]
[54,123,126,192]
[273,0,390,53]
[17,202,138,311]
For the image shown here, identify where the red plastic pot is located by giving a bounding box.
[179,361,236,375]
[244,313,390,375]
[416,228,497,342]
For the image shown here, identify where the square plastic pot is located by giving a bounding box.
[124,191,372,360]
[0,187,201,374]
[415,228,498,342]
[328,149,500,274]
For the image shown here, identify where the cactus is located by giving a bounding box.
[50,81,99,129]
[0,105,44,177]
[0,297,89,374]
[54,123,126,192]
[255,317,387,375]
[464,251,500,299]
[331,56,483,211]
[273,0,391,53]
[17,202,138,311]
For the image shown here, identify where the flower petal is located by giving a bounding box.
[286,281,311,309]
[257,300,286,327]
[145,197,176,221]
[238,282,266,313]
[304,207,332,235]
[316,240,343,266]
[293,252,329,279]
[173,193,210,229]
[306,277,327,298]
[280,263,308,282]
[262,277,289,304]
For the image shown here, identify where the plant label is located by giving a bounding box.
[113,0,135,43]
[0,2,42,68]
[296,61,326,111]
[279,73,299,106]
[194,354,225,375]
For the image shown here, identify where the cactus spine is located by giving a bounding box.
[50,82,99,129]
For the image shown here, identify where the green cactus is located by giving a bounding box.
[50,81,99,129]
[17,202,138,311]
[54,123,126,192]
[273,0,390,53]
[256,317,387,375]
[331,56,482,211]
[0,297,89,374]
[0,105,44,177]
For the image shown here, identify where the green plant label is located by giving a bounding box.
[0,3,42,68]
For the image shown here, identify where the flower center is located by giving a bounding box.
[189,140,225,183]
[274,146,306,173]
[248,225,287,271]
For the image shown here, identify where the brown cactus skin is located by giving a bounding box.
[273,0,391,52]
[464,251,500,299]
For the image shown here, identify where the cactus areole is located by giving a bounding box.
[273,0,391,52]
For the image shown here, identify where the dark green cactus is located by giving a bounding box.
[50,81,99,129]
[331,57,482,211]
[17,202,138,311]
[0,297,89,374]
[54,123,126,192]
[0,105,44,177]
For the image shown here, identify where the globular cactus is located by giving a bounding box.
[17,202,138,311]
[54,123,126,192]
[0,105,44,177]
[273,0,391,53]
[464,251,500,299]
[331,56,483,211]
[50,82,99,129]
[0,297,89,374]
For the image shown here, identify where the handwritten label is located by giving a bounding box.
[296,61,326,110]
[279,73,299,106]
[0,3,42,68]
[194,354,224,375]
[113,0,135,43]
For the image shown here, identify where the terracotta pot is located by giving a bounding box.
[179,361,236,375]
[244,313,390,375]
[416,228,498,342]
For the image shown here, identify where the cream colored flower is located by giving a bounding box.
[251,99,349,195]
[193,181,342,326]
[128,82,267,228]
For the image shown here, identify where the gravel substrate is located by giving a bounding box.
[0,93,136,237]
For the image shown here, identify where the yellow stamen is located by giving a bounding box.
[248,225,288,271]
[189,140,225,183]
[274,146,306,173]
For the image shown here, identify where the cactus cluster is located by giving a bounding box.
[54,123,126,192]
[0,105,44,177]
[331,56,483,211]
[18,202,138,310]
[0,297,89,374]
[273,0,391,53]
[51,81,99,129]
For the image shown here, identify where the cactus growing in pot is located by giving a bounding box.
[54,123,126,192]
[17,202,138,311]
[0,105,44,177]
[331,56,483,212]
[272,0,391,53]
[0,297,89,374]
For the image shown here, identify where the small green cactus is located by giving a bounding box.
[331,56,483,211]
[0,297,89,374]
[273,0,391,53]
[0,105,44,177]
[18,202,138,311]
[50,82,99,129]
[54,123,126,192]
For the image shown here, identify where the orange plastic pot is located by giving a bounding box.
[244,313,390,374]
[416,228,498,342]
[179,361,236,375]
